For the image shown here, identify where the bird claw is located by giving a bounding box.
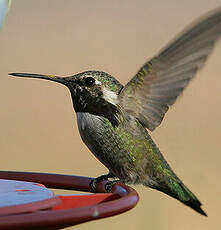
[89,179,98,192]
[89,173,115,192]
[104,181,116,193]
[104,180,122,192]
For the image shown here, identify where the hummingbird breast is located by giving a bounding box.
[76,112,143,183]
[76,111,172,185]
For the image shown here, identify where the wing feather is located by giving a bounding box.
[119,9,221,131]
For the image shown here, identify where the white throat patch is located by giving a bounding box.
[102,87,118,105]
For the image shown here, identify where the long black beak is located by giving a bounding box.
[9,72,68,85]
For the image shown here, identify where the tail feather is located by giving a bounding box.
[183,198,207,216]
[179,182,207,216]
[144,179,207,216]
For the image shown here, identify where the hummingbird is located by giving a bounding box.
[10,9,221,216]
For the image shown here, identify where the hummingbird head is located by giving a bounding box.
[10,71,123,127]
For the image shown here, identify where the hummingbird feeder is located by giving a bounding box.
[0,171,139,230]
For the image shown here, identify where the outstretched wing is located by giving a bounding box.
[119,9,221,131]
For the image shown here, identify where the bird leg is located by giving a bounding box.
[90,172,116,192]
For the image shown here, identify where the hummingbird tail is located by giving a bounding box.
[178,182,207,216]
[144,179,207,216]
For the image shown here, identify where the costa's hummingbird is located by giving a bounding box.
[10,9,221,216]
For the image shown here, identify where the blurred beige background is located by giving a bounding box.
[0,0,221,229]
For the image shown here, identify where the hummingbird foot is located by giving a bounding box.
[89,173,116,192]
[104,180,122,193]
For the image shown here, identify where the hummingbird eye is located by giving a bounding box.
[84,77,95,87]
